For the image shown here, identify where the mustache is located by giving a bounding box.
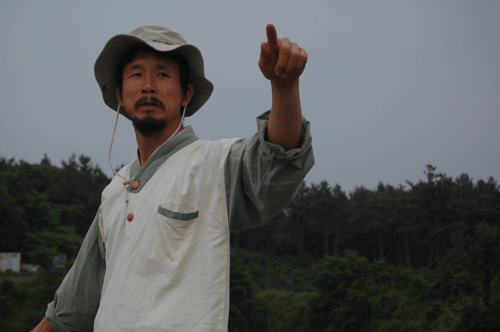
[134,96,165,110]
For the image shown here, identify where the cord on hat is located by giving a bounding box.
[108,104,126,180]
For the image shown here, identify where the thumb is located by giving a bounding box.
[260,41,271,59]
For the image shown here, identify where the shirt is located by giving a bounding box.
[46,111,314,332]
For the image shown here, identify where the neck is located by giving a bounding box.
[135,120,184,166]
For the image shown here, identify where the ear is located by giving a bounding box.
[115,85,124,107]
[182,83,194,107]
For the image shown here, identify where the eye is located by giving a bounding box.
[127,72,141,78]
[158,72,169,77]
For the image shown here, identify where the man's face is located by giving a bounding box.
[116,52,193,137]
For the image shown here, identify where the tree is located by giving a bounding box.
[433,222,500,331]
[473,177,500,227]
[349,185,393,261]
[309,251,373,332]
[393,186,418,268]
[26,226,83,272]
[308,181,335,257]
[229,249,267,332]
[406,165,456,268]
[283,182,311,256]
[0,184,26,252]
[331,184,349,256]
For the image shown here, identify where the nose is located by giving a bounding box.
[142,74,156,94]
[142,87,156,94]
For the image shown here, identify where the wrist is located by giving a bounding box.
[271,78,300,91]
[33,317,56,332]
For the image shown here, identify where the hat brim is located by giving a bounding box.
[94,34,213,118]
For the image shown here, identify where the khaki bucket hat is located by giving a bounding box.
[94,25,213,118]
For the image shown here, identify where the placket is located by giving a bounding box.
[123,180,142,240]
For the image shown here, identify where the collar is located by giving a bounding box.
[126,126,199,193]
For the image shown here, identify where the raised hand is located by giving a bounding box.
[258,24,308,87]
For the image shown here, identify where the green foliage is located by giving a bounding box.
[0,270,67,332]
[26,226,83,270]
[311,251,371,331]
[0,183,26,251]
[229,249,267,332]
[2,157,500,331]
[259,289,317,332]
[453,296,500,332]
[235,165,500,271]
[425,222,500,331]
[432,222,500,300]
[229,249,318,332]
[0,154,109,265]
[309,250,433,332]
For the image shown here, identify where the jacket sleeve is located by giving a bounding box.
[45,208,106,332]
[224,110,314,231]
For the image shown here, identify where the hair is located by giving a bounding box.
[116,46,191,98]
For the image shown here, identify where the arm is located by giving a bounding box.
[32,317,56,332]
[225,111,314,231]
[41,209,106,332]
[259,24,308,150]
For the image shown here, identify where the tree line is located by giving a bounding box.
[235,164,499,268]
[0,154,109,271]
[1,155,499,331]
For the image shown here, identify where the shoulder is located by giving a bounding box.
[191,138,240,158]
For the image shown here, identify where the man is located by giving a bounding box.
[34,23,313,332]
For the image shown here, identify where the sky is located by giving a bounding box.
[1,1,499,194]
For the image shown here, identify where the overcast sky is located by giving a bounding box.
[1,1,499,194]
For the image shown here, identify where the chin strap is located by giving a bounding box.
[107,105,187,181]
[108,104,125,180]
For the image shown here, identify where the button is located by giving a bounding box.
[127,213,134,222]
[123,180,131,186]
[131,181,140,190]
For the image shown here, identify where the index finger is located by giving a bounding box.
[266,24,279,52]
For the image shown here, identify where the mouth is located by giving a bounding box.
[138,104,160,111]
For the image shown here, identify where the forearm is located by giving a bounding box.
[267,79,302,150]
[32,317,56,332]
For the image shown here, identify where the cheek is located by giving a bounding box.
[160,82,181,95]
[121,84,140,103]
[122,81,138,94]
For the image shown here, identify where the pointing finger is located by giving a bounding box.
[266,23,279,54]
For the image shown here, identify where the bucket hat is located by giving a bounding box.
[94,25,213,118]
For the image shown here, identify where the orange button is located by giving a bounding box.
[131,181,140,190]
[123,180,131,186]
[127,213,134,222]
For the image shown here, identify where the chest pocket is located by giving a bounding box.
[151,203,199,265]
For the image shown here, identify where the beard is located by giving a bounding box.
[130,96,168,137]
[132,115,167,138]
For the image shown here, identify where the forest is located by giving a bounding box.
[1,154,499,331]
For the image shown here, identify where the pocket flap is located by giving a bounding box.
[157,206,199,221]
